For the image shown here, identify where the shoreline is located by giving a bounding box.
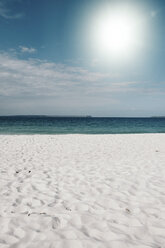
[1,132,165,135]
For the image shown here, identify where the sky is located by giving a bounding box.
[0,0,165,117]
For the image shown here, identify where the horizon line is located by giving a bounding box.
[0,115,165,118]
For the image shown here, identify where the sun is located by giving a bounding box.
[92,7,142,58]
[99,16,134,52]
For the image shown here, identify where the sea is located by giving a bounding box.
[0,116,165,134]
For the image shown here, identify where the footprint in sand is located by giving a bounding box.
[52,217,61,229]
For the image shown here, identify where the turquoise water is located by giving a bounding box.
[0,116,165,134]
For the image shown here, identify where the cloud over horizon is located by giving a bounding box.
[0,51,133,98]
[0,50,164,116]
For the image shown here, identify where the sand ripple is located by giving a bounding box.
[0,134,165,247]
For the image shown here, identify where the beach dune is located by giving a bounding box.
[0,134,165,248]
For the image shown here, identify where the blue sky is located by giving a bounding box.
[0,0,165,116]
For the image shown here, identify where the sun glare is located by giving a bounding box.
[99,16,134,52]
[91,6,144,59]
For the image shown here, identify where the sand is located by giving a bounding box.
[0,134,165,248]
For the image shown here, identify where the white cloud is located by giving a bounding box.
[0,52,110,97]
[19,46,37,54]
[0,51,164,116]
[0,0,23,19]
[0,51,141,99]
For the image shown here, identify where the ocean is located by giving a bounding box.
[0,116,165,134]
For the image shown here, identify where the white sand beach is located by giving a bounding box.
[0,134,165,248]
